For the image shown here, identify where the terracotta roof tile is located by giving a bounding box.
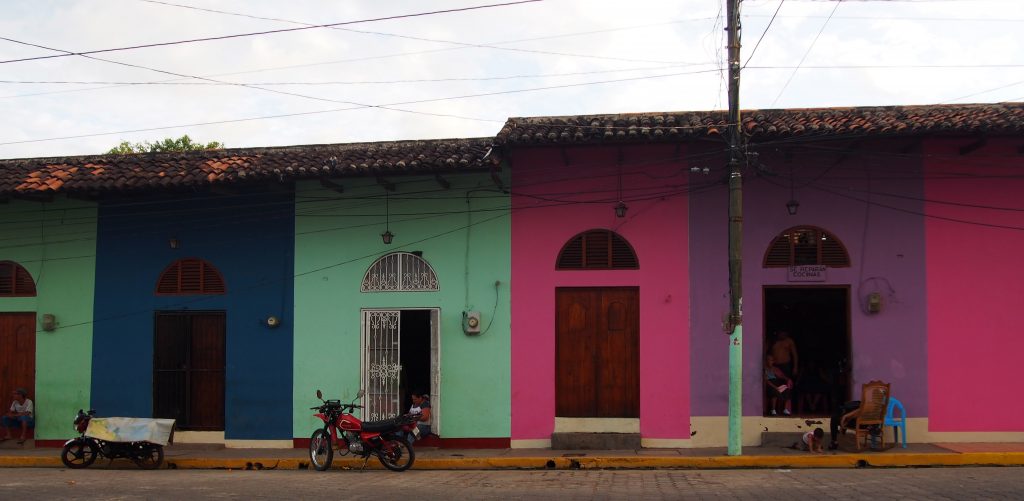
[495,102,1024,146]
[0,138,496,196]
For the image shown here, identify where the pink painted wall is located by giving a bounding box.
[925,138,1024,431]
[510,145,689,441]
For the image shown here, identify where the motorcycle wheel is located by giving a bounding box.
[378,438,415,472]
[132,443,164,470]
[309,429,333,471]
[61,438,98,469]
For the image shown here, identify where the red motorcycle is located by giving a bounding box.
[308,389,419,472]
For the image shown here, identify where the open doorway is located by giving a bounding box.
[400,309,432,415]
[763,287,851,417]
[361,308,438,429]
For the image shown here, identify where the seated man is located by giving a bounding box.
[829,400,861,450]
[2,388,34,445]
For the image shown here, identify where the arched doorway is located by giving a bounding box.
[0,261,37,414]
[554,230,640,418]
[153,258,226,430]
[762,226,852,417]
[360,252,440,427]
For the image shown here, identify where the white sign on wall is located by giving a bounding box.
[787,265,827,282]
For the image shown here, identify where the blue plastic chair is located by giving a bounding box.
[884,397,907,448]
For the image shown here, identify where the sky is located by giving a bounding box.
[1,0,1022,159]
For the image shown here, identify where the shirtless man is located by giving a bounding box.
[770,330,798,379]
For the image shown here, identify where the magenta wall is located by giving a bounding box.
[510,145,690,441]
[925,138,1024,431]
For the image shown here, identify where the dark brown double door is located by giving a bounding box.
[555,288,639,418]
[154,312,225,430]
[0,313,35,408]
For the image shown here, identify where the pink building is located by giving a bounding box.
[501,103,1024,448]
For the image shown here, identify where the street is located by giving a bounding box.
[1,467,1021,500]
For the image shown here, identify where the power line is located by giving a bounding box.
[0,0,543,65]
[138,0,706,67]
[0,19,720,100]
[0,37,500,126]
[743,0,785,68]
[769,0,841,107]
[0,68,723,147]
[0,64,697,87]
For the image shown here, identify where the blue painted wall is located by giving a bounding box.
[91,190,294,439]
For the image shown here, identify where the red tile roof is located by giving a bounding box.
[495,103,1024,145]
[0,138,497,196]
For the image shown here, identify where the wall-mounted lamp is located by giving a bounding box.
[786,199,800,216]
[381,192,394,245]
[168,237,180,249]
[265,315,281,328]
[615,201,628,218]
[41,313,57,332]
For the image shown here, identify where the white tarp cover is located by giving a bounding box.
[85,417,176,446]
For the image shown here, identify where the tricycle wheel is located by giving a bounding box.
[61,438,98,469]
[309,429,333,471]
[132,443,164,469]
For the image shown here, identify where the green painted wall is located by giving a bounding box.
[292,173,511,439]
[0,198,95,439]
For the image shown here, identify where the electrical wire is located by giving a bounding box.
[0,64,695,87]
[0,1,543,65]
[769,0,841,107]
[0,68,726,147]
[0,19,721,100]
[137,0,704,67]
[743,0,785,68]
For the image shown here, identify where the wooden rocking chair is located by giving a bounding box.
[844,380,891,450]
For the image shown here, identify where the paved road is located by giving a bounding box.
[2,467,1022,499]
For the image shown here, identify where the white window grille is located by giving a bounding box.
[361,252,439,292]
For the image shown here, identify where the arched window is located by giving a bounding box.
[155,258,226,295]
[763,226,850,268]
[361,252,439,292]
[556,229,639,270]
[0,261,36,297]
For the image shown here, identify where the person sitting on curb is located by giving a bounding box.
[2,388,34,445]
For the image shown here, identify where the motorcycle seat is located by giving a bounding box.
[361,417,404,432]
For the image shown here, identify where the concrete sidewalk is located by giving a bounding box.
[1,441,1023,470]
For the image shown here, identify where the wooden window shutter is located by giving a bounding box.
[762,226,850,268]
[0,261,36,297]
[557,230,639,270]
[156,258,226,295]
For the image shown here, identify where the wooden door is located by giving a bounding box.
[154,312,225,430]
[0,313,35,408]
[556,288,639,418]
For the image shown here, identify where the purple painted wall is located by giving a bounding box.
[510,144,690,441]
[689,145,929,417]
[925,138,1024,431]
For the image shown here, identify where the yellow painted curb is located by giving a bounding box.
[4,452,1024,470]
[0,457,63,468]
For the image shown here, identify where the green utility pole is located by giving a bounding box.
[725,0,744,457]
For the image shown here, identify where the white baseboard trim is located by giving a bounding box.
[511,439,551,449]
[554,418,640,433]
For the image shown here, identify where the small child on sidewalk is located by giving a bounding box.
[793,428,825,453]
